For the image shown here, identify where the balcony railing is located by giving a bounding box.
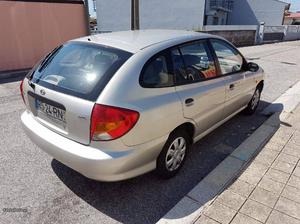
[210,0,234,11]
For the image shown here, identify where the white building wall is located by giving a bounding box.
[96,0,205,32]
[228,0,288,26]
[96,0,131,31]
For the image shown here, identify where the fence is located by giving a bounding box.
[200,25,258,46]
[263,26,285,42]
[263,25,300,42]
[92,25,300,48]
[202,25,300,46]
[284,25,300,41]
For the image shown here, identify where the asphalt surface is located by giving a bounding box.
[1,41,300,224]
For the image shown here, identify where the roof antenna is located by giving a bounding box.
[87,38,91,41]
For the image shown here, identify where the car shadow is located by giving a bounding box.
[52,100,275,224]
[0,70,29,84]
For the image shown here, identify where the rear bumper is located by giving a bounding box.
[21,111,166,181]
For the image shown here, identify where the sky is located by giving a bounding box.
[284,0,300,12]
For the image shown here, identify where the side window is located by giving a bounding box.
[141,54,174,88]
[211,39,244,75]
[171,41,217,85]
[170,49,187,84]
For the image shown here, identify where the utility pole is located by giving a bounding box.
[131,0,140,30]
[84,0,91,35]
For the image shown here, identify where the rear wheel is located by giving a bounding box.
[244,88,261,115]
[156,130,191,178]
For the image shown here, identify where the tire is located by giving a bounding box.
[244,88,261,115]
[156,130,191,178]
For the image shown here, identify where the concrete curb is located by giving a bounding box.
[157,112,281,224]
[262,80,300,121]
[0,69,30,81]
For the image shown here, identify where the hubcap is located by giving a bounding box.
[165,137,186,171]
[251,90,260,110]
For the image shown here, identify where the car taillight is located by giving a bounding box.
[20,79,25,104]
[90,104,139,141]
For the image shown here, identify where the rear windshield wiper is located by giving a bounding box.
[38,45,63,73]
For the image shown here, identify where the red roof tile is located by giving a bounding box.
[286,13,300,18]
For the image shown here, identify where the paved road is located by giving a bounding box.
[240,41,300,103]
[1,41,300,224]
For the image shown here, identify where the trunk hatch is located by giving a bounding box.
[23,41,132,145]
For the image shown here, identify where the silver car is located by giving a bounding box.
[21,30,264,181]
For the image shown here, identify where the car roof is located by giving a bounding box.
[73,29,215,53]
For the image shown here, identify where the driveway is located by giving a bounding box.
[1,41,300,224]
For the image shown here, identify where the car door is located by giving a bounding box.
[171,40,226,136]
[210,39,251,118]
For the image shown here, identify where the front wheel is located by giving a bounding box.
[244,88,261,115]
[156,130,191,178]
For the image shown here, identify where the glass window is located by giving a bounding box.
[213,17,219,25]
[142,55,173,87]
[211,39,244,75]
[171,49,187,84]
[30,43,132,101]
[171,41,217,84]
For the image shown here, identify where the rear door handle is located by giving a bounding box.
[229,84,235,90]
[185,98,194,105]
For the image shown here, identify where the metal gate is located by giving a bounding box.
[263,26,285,42]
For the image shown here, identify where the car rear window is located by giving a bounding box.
[30,42,132,101]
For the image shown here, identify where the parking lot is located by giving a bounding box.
[1,40,300,224]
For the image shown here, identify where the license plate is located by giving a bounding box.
[36,99,66,126]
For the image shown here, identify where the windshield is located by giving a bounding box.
[31,42,132,101]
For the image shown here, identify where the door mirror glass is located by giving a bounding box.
[247,62,259,72]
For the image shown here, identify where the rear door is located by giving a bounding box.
[23,42,132,145]
[171,40,226,135]
[209,39,250,118]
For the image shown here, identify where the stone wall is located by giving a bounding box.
[204,30,256,47]
[200,25,258,47]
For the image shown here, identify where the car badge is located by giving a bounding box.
[40,89,46,95]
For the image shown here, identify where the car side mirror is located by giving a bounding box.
[247,62,259,72]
